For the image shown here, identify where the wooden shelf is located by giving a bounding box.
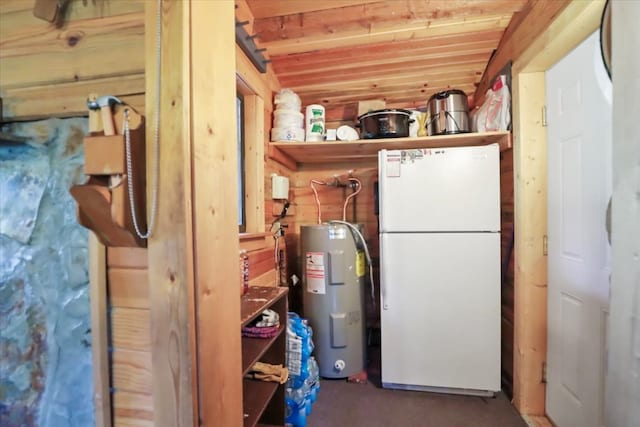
[241,286,288,327]
[242,327,286,376]
[242,380,279,427]
[268,131,512,169]
[240,286,288,426]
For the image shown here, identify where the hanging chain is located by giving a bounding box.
[123,0,162,239]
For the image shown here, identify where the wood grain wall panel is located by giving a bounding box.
[108,268,149,309]
[111,308,151,352]
[107,247,148,269]
[0,0,144,120]
[0,74,145,121]
[0,0,144,26]
[112,349,153,395]
[252,0,524,43]
[113,391,154,427]
[0,12,144,88]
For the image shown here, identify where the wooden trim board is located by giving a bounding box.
[190,1,243,426]
[145,0,196,426]
[508,0,604,418]
[89,233,111,427]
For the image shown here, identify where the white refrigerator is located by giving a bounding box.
[378,143,501,396]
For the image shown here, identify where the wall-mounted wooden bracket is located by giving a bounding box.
[235,20,268,73]
[71,108,147,247]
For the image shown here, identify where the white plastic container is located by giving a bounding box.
[274,109,304,129]
[305,104,325,142]
[271,127,305,142]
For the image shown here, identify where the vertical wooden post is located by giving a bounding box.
[190,1,243,426]
[145,1,196,426]
[511,71,548,415]
[89,233,111,427]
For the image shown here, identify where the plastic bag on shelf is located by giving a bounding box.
[471,75,511,132]
[274,88,302,111]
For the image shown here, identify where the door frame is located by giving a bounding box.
[510,0,606,424]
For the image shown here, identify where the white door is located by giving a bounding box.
[380,232,501,392]
[546,31,612,427]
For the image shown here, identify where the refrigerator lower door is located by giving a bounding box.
[380,232,501,394]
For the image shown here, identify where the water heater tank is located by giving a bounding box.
[301,224,366,378]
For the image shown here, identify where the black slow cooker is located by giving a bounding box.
[356,109,413,139]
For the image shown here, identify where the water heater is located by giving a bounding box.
[301,224,366,378]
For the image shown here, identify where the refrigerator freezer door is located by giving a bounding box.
[378,144,500,232]
[380,232,501,392]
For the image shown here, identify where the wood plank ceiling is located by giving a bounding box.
[246,0,527,122]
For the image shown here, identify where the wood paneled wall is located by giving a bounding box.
[0,0,145,121]
[288,163,379,317]
[106,247,153,427]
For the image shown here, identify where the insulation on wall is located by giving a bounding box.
[0,118,93,427]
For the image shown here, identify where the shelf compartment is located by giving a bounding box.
[241,286,288,327]
[242,380,279,427]
[242,327,286,376]
[269,130,512,168]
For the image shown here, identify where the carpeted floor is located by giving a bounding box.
[306,343,526,427]
[307,380,527,427]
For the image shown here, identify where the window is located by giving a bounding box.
[237,94,246,232]
[236,77,265,234]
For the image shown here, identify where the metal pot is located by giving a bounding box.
[427,90,470,135]
[357,109,413,139]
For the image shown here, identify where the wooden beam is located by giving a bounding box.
[262,14,512,56]
[247,0,381,19]
[511,71,547,416]
[473,0,571,103]
[89,233,111,427]
[190,2,243,426]
[145,0,195,426]
[515,0,605,73]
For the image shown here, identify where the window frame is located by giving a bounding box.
[236,93,246,232]
[236,76,265,235]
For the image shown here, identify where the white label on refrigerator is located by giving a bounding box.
[386,153,401,177]
[401,149,424,164]
[305,251,326,294]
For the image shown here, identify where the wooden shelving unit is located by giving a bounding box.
[241,286,288,427]
[268,130,512,169]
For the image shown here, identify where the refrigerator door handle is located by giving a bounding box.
[380,236,389,310]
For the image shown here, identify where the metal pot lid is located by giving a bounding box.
[429,89,467,100]
[357,108,413,120]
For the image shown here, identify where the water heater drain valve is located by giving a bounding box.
[334,359,346,372]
